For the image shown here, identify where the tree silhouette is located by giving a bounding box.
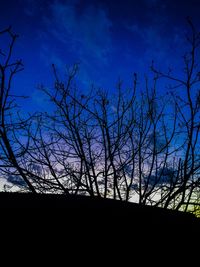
[151,17,200,211]
[0,27,36,193]
[0,20,200,216]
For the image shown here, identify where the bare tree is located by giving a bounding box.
[151,17,200,211]
[0,27,70,194]
[0,27,37,193]
[0,21,200,216]
[37,65,176,203]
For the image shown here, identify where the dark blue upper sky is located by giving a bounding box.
[0,0,200,112]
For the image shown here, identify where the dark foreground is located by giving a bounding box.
[0,192,199,258]
[0,192,199,224]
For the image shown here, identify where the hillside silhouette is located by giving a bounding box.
[0,192,199,227]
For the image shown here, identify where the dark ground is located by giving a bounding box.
[0,192,199,260]
[0,192,199,224]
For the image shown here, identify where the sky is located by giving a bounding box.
[0,0,200,112]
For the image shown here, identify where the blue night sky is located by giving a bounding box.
[1,0,200,112]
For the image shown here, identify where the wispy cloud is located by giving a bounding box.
[126,19,185,71]
[22,0,41,17]
[43,1,112,66]
[39,43,65,69]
